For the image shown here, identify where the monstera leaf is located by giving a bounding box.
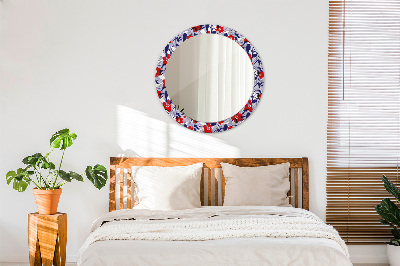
[392,227,400,239]
[57,170,83,182]
[50,128,77,150]
[85,164,107,190]
[380,218,394,227]
[389,239,400,246]
[22,153,55,170]
[376,175,400,245]
[6,168,32,192]
[376,198,400,227]
[382,175,400,204]
[23,153,43,166]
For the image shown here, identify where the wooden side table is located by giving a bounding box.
[28,213,67,266]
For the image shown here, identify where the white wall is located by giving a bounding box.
[0,0,386,264]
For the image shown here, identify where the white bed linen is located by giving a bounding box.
[78,206,352,266]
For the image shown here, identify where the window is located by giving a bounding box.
[327,0,400,243]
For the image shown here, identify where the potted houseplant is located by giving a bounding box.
[6,128,108,214]
[376,175,400,266]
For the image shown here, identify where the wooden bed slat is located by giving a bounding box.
[109,158,310,212]
[200,167,205,206]
[294,168,299,208]
[203,169,208,206]
[214,168,218,207]
[127,168,132,209]
[302,157,309,210]
[119,168,124,210]
[109,165,116,212]
[207,168,212,206]
[298,168,303,208]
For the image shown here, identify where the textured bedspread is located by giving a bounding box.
[78,206,352,266]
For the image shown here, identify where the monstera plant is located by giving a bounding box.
[6,129,108,214]
[376,175,400,266]
[376,175,400,246]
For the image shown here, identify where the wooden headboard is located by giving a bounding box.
[109,157,309,212]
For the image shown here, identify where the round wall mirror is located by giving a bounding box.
[155,24,264,133]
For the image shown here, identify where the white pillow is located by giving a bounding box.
[221,162,291,207]
[133,163,203,210]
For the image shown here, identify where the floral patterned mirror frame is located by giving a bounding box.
[155,24,264,133]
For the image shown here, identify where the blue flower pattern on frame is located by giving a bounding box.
[155,24,264,133]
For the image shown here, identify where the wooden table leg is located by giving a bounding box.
[28,215,42,266]
[53,215,67,266]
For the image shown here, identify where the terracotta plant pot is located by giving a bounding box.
[33,188,62,215]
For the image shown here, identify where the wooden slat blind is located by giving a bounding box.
[328,0,400,244]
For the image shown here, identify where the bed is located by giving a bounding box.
[78,157,352,266]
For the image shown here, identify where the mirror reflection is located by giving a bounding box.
[165,34,254,122]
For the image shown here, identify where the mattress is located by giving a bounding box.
[78,206,352,266]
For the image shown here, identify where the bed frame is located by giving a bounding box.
[109,157,309,212]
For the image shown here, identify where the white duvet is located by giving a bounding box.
[78,206,352,266]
